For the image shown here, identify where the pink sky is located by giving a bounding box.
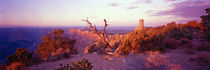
[0,0,209,27]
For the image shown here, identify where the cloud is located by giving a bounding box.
[164,0,178,2]
[155,0,210,18]
[108,3,120,7]
[133,0,152,4]
[127,6,138,10]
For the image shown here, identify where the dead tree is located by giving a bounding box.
[82,18,111,51]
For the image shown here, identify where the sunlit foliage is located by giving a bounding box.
[119,27,166,54]
[35,29,77,60]
[117,19,201,54]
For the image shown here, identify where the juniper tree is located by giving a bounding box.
[36,29,76,60]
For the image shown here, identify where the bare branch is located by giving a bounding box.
[82,18,111,53]
[82,18,103,42]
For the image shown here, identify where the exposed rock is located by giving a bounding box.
[108,34,126,49]
[68,28,126,53]
[68,29,100,53]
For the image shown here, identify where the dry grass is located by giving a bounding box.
[144,51,182,70]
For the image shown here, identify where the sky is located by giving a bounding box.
[0,0,209,27]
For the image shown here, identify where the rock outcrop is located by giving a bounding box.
[68,29,100,53]
[68,28,127,53]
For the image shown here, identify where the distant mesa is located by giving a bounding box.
[135,19,144,30]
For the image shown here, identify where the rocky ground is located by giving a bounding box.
[27,47,210,70]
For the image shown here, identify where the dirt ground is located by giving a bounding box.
[27,47,210,70]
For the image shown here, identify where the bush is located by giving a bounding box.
[168,29,193,40]
[180,38,193,48]
[144,51,182,70]
[6,62,26,70]
[7,48,33,66]
[169,26,193,40]
[163,37,179,49]
[70,58,93,70]
[165,22,196,40]
[119,27,166,54]
[83,44,98,54]
[200,8,210,41]
[55,64,70,70]
[35,29,77,60]
[55,58,93,70]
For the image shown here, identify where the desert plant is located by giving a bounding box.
[6,48,33,66]
[117,27,166,54]
[6,62,26,70]
[55,64,70,70]
[167,23,193,40]
[6,54,18,65]
[200,8,210,41]
[144,51,182,70]
[70,58,93,70]
[82,18,111,53]
[163,37,179,49]
[55,58,93,70]
[35,29,76,60]
[83,44,98,54]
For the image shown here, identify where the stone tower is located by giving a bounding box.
[139,19,144,30]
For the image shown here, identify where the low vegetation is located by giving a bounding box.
[82,18,112,54]
[200,8,210,41]
[144,51,182,70]
[6,48,33,70]
[55,58,93,70]
[118,27,166,54]
[35,29,77,60]
[116,18,203,54]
